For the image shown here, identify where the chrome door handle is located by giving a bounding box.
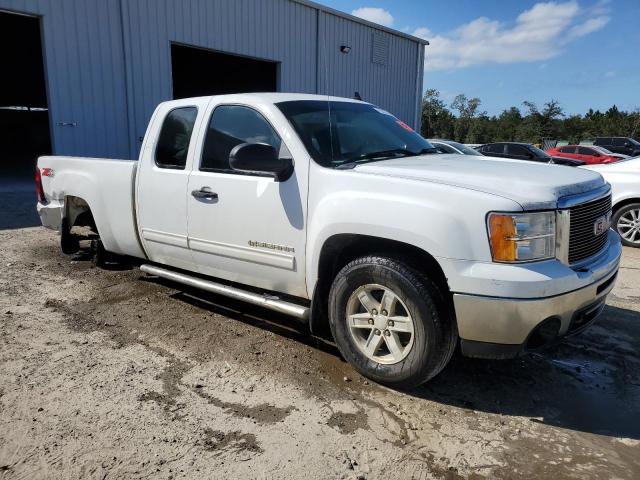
[191,187,218,200]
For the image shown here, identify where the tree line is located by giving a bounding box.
[420,88,640,145]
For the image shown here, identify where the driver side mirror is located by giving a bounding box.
[229,143,293,181]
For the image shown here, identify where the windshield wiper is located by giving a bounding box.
[359,147,438,160]
[356,148,419,160]
[335,148,437,169]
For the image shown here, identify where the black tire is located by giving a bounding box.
[328,256,457,388]
[91,239,112,268]
[613,203,640,248]
[60,217,80,254]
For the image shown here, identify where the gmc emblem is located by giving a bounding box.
[593,213,611,236]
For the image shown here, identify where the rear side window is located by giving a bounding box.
[201,105,282,172]
[578,146,595,155]
[596,137,611,145]
[560,146,576,153]
[155,107,198,169]
[484,144,504,154]
[506,144,528,156]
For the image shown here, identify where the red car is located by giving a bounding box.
[546,145,626,164]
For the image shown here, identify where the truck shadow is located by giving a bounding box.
[140,274,640,440]
[412,304,640,440]
[147,277,340,358]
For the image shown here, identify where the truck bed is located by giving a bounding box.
[37,156,145,259]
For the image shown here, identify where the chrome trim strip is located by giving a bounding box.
[507,233,555,241]
[141,228,189,248]
[557,184,611,209]
[556,210,570,265]
[140,264,309,321]
[188,237,295,270]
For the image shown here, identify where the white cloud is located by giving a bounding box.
[351,7,394,27]
[410,1,610,71]
[567,15,609,39]
[412,27,433,39]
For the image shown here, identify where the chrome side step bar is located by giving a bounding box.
[140,264,309,321]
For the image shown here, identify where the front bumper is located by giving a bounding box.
[453,230,621,358]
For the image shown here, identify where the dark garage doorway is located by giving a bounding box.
[171,44,278,99]
[0,10,51,183]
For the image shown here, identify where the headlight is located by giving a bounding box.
[487,211,556,262]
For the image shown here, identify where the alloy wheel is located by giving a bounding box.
[346,284,415,365]
[617,208,640,245]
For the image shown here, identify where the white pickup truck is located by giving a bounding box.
[36,93,621,387]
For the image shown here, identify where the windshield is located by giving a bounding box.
[592,145,615,154]
[276,100,436,168]
[447,141,480,155]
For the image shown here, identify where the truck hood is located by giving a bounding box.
[354,154,605,210]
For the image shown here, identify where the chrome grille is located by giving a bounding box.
[568,194,612,264]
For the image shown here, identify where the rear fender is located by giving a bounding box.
[64,196,91,228]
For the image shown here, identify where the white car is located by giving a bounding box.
[583,157,640,247]
[35,93,621,387]
[428,139,482,156]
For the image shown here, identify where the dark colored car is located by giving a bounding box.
[476,142,584,166]
[594,137,640,157]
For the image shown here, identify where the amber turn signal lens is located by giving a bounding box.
[489,214,517,262]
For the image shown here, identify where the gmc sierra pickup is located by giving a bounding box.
[36,93,621,387]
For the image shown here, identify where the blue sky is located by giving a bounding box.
[319,0,640,116]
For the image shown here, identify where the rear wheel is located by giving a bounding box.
[329,256,457,388]
[91,239,114,268]
[613,203,640,247]
[60,217,80,254]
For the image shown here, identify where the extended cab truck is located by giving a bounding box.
[36,93,622,388]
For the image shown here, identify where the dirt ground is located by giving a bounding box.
[1,186,639,479]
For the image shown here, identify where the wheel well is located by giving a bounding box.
[64,196,97,233]
[613,198,640,216]
[310,234,450,337]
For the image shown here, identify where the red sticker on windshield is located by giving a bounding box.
[396,120,414,132]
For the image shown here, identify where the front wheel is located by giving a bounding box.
[329,256,457,388]
[613,203,640,247]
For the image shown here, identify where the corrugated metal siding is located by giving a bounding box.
[318,11,421,126]
[371,33,390,65]
[414,43,425,129]
[120,0,318,155]
[1,0,423,159]
[0,0,131,158]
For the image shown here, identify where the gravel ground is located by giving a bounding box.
[1,188,639,479]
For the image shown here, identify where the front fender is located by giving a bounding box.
[305,174,522,294]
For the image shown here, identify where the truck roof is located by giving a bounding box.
[161,92,368,107]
